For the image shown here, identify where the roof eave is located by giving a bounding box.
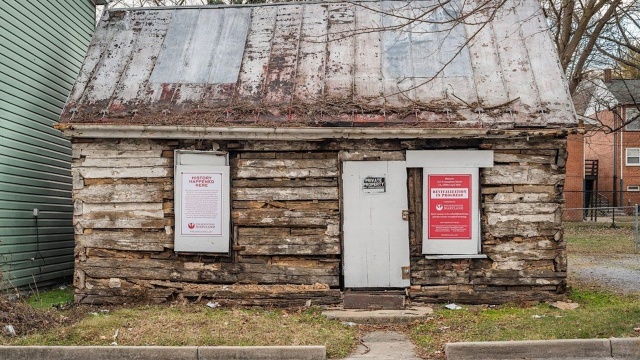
[54,123,575,141]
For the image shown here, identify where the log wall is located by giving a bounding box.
[71,136,567,305]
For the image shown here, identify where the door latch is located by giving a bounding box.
[402,266,410,279]
[402,210,410,221]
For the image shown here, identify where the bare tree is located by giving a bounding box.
[543,0,640,94]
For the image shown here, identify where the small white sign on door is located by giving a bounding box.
[362,176,386,194]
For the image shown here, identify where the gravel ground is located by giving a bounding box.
[569,254,640,294]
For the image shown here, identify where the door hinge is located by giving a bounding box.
[402,210,410,221]
[402,266,410,279]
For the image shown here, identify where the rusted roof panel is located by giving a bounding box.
[61,0,577,129]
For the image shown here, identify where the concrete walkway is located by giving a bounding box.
[343,331,422,359]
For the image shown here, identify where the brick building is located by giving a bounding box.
[568,71,640,213]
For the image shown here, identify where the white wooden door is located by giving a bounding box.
[342,161,410,288]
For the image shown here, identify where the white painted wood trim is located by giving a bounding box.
[424,254,488,259]
[406,150,494,168]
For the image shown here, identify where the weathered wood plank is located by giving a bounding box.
[232,209,337,226]
[493,153,555,165]
[75,157,171,168]
[77,218,169,229]
[77,281,341,306]
[80,257,339,286]
[484,203,559,215]
[486,213,557,226]
[409,288,563,305]
[483,165,563,185]
[79,203,164,219]
[232,187,338,201]
[338,150,404,161]
[74,139,165,151]
[234,200,339,211]
[78,229,172,251]
[231,159,338,179]
[75,183,165,203]
[233,178,338,188]
[240,243,340,256]
[78,167,171,179]
[487,193,556,203]
[237,231,337,246]
[77,149,164,159]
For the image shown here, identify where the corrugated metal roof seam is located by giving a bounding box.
[61,0,577,129]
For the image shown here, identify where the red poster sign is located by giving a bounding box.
[427,174,472,239]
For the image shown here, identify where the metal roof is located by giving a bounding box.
[61,0,577,129]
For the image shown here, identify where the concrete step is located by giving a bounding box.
[322,306,434,325]
[343,292,406,310]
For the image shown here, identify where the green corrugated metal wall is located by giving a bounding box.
[0,0,95,290]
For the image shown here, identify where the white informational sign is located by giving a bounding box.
[181,172,223,236]
[174,151,230,253]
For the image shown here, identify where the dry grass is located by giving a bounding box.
[1,300,358,359]
[409,289,640,359]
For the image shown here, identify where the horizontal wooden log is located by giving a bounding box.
[481,186,514,194]
[80,257,339,286]
[482,165,563,185]
[513,185,559,194]
[471,269,564,278]
[232,187,338,201]
[239,244,340,255]
[77,229,173,252]
[74,139,165,151]
[484,203,559,215]
[409,288,563,305]
[231,159,338,179]
[233,201,339,211]
[79,203,164,218]
[74,183,164,203]
[237,227,337,245]
[239,152,336,159]
[75,157,171,168]
[232,209,338,227]
[487,193,556,203]
[77,167,171,179]
[76,149,164,159]
[338,150,405,161]
[486,213,557,226]
[75,183,165,203]
[233,178,338,188]
[484,138,564,150]
[485,249,561,262]
[493,153,555,165]
[77,281,341,306]
[76,218,169,229]
[486,223,560,238]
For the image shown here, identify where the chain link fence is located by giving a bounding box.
[564,190,640,253]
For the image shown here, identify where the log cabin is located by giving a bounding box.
[56,0,577,306]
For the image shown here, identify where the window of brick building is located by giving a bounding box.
[626,148,640,165]
[626,108,640,130]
